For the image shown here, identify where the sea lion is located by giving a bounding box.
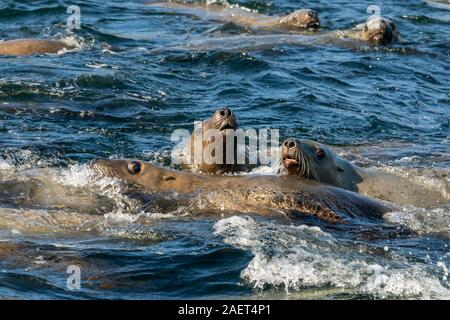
[152,15,400,54]
[91,158,393,224]
[150,2,320,31]
[334,16,400,45]
[182,107,252,174]
[0,39,75,56]
[280,138,448,208]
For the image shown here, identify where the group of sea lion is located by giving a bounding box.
[150,1,401,45]
[91,107,447,225]
[0,2,401,56]
[1,3,444,225]
[181,109,447,209]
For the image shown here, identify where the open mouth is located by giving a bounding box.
[370,32,387,43]
[306,21,320,28]
[282,154,299,167]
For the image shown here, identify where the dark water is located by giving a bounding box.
[0,0,449,299]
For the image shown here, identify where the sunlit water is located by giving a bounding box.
[0,0,449,299]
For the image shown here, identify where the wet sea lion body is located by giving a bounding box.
[281,138,448,208]
[0,39,75,56]
[150,2,320,32]
[182,107,255,174]
[91,158,393,223]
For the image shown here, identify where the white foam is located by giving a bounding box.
[363,266,450,299]
[214,216,450,298]
[56,34,89,52]
[52,164,142,216]
[0,160,13,171]
[385,206,450,237]
[394,156,422,163]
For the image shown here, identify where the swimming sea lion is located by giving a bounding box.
[91,158,393,224]
[150,2,320,31]
[182,107,250,174]
[335,16,400,45]
[0,39,75,56]
[152,15,400,54]
[280,138,448,208]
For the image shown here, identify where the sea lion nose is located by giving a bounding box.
[218,108,232,118]
[283,139,297,149]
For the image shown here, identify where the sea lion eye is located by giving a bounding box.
[316,149,326,160]
[127,161,141,174]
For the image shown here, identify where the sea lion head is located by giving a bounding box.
[205,107,238,132]
[361,16,399,44]
[187,107,240,174]
[280,9,320,29]
[91,159,181,190]
[281,138,360,190]
[91,159,146,185]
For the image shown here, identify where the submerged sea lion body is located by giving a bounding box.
[150,2,320,32]
[281,138,448,208]
[0,168,114,215]
[0,39,75,56]
[91,159,393,223]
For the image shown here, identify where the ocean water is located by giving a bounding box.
[0,0,449,299]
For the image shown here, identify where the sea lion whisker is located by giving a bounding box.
[300,155,306,177]
[311,164,321,183]
[296,149,303,174]
[304,157,311,179]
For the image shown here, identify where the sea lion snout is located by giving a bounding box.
[218,107,232,118]
[283,138,298,149]
[281,138,301,168]
[213,107,238,131]
[305,10,320,28]
[90,159,134,178]
[90,159,113,176]
[280,9,320,30]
